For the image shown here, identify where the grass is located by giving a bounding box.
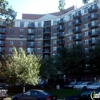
[4,89,82,100]
[45,89,82,99]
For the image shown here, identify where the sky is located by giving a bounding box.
[7,0,93,19]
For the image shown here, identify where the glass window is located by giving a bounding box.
[84,31,88,36]
[27,48,34,53]
[53,33,57,37]
[68,36,72,41]
[37,29,41,34]
[53,20,57,25]
[84,39,89,44]
[68,43,72,48]
[37,34,41,38]
[37,41,41,46]
[68,14,73,20]
[84,16,88,24]
[38,22,41,27]
[37,48,41,52]
[84,7,88,14]
[84,23,88,28]
[28,29,34,34]
[53,27,57,33]
[20,29,24,33]
[53,47,57,51]
[20,22,24,27]
[53,40,57,44]
[9,48,13,52]
[37,54,41,58]
[85,48,89,53]
[19,34,23,38]
[9,41,13,45]
[19,41,23,45]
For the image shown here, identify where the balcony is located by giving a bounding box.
[88,13,99,21]
[28,24,35,28]
[0,28,6,34]
[57,19,65,25]
[43,30,51,34]
[89,22,98,29]
[43,50,50,53]
[73,20,81,26]
[73,28,81,33]
[57,26,65,31]
[89,39,99,45]
[73,13,81,19]
[0,35,6,40]
[88,5,98,13]
[57,40,65,44]
[44,24,51,28]
[89,31,99,37]
[43,43,50,47]
[0,42,5,46]
[57,32,65,38]
[27,44,34,47]
[43,37,51,40]
[27,37,34,41]
[0,49,5,53]
[73,36,82,41]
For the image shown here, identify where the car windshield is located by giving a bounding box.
[92,82,100,85]
[81,82,88,85]
[70,82,76,85]
[38,90,50,95]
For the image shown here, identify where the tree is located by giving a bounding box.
[40,57,58,80]
[58,0,65,11]
[4,47,41,92]
[0,0,17,27]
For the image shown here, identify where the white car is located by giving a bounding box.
[73,81,93,90]
[64,81,77,88]
[86,82,100,89]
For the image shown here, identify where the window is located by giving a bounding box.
[10,28,14,38]
[37,48,41,52]
[37,41,41,46]
[28,22,35,27]
[53,27,57,33]
[53,33,57,37]
[68,36,72,41]
[19,34,23,38]
[84,23,88,28]
[68,14,73,20]
[37,29,41,34]
[20,29,24,33]
[38,22,41,27]
[67,22,72,33]
[68,43,72,48]
[84,31,88,36]
[19,41,23,45]
[20,22,24,27]
[28,29,34,34]
[53,20,57,25]
[37,34,41,38]
[27,48,34,53]
[9,48,13,52]
[84,16,88,24]
[85,48,89,52]
[9,41,13,45]
[53,40,57,44]
[37,54,41,58]
[84,7,88,14]
[84,39,89,44]
[53,47,57,51]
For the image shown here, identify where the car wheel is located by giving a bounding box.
[13,97,18,100]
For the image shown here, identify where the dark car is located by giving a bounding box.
[64,89,100,100]
[11,89,58,100]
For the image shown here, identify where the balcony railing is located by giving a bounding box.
[43,43,50,47]
[57,40,65,44]
[57,33,65,38]
[73,13,81,19]
[89,31,99,37]
[0,43,5,46]
[88,13,98,21]
[0,36,6,40]
[57,19,65,24]
[73,36,82,41]
[73,28,81,33]
[43,37,51,40]
[88,5,98,13]
[89,39,99,45]
[73,20,81,26]
[89,22,98,29]
[43,50,50,53]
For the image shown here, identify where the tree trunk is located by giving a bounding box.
[23,84,25,92]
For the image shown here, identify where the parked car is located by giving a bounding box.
[11,89,58,100]
[86,82,100,89]
[64,81,77,89]
[64,89,100,100]
[73,81,93,90]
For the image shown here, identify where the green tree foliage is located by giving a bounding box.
[4,47,41,92]
[89,42,100,76]
[58,0,65,11]
[40,57,58,80]
[0,0,17,27]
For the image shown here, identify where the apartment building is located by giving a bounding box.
[0,1,100,59]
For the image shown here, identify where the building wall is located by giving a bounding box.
[0,1,100,58]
